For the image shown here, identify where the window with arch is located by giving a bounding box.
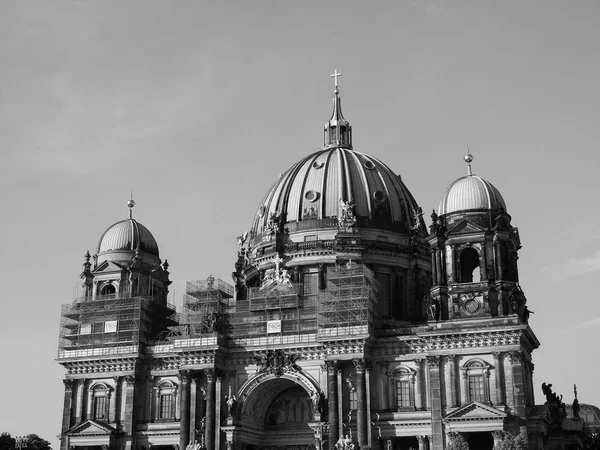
[100,283,116,296]
[459,247,481,283]
[91,383,111,422]
[462,359,492,404]
[391,366,416,410]
[156,381,177,420]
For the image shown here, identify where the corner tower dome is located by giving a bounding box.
[96,200,159,259]
[438,151,507,216]
[249,72,423,242]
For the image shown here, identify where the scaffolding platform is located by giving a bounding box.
[317,264,378,340]
[58,294,177,357]
[180,277,233,336]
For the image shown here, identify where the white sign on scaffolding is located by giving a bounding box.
[266,320,282,334]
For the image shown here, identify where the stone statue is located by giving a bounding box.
[225,394,237,416]
[338,198,357,228]
[335,435,355,450]
[310,390,322,413]
[542,382,562,403]
[236,230,248,255]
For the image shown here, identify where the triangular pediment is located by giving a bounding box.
[444,402,507,421]
[93,260,125,274]
[447,219,487,235]
[66,419,116,436]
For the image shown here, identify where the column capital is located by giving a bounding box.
[204,369,216,382]
[446,354,456,363]
[178,370,191,383]
[492,352,502,361]
[426,356,440,368]
[322,360,338,374]
[124,375,135,386]
[63,379,74,390]
[508,351,524,364]
[353,358,368,373]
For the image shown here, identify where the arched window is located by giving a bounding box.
[155,381,177,421]
[91,383,111,422]
[460,247,480,283]
[461,360,491,404]
[391,366,416,410]
[100,284,116,296]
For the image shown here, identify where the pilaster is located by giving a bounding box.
[353,359,368,450]
[178,370,191,450]
[204,369,216,450]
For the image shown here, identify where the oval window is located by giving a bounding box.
[258,205,266,217]
[364,160,375,170]
[312,160,324,169]
[373,190,386,202]
[304,190,320,203]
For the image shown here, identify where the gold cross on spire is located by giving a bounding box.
[330,69,343,89]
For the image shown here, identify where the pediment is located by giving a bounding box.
[447,219,486,235]
[92,260,124,274]
[444,402,507,421]
[66,419,116,436]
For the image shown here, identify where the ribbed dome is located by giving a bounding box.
[438,174,506,216]
[250,148,421,237]
[96,219,159,257]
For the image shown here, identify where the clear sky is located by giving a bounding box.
[1,0,599,444]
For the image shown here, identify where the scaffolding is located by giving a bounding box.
[58,294,177,358]
[317,264,378,340]
[180,278,233,336]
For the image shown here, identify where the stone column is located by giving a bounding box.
[60,379,74,449]
[324,361,339,450]
[179,370,191,450]
[509,352,528,443]
[366,365,372,449]
[379,364,389,411]
[204,370,216,450]
[111,376,121,425]
[435,250,443,286]
[417,435,427,450]
[414,359,424,410]
[354,359,368,450]
[494,239,504,281]
[122,376,136,450]
[504,356,514,408]
[447,356,458,407]
[215,373,223,450]
[431,250,438,286]
[189,373,198,443]
[427,357,444,450]
[493,353,505,405]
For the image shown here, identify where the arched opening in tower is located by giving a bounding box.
[460,247,481,283]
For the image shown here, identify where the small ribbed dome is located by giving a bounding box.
[250,148,421,237]
[96,219,159,257]
[438,174,506,216]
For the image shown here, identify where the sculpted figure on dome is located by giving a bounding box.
[236,230,248,255]
[338,198,357,228]
[411,206,424,233]
[279,269,293,289]
[260,268,278,290]
[266,212,280,235]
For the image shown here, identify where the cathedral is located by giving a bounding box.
[57,72,555,450]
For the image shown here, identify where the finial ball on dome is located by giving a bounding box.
[464,152,474,164]
[127,199,136,208]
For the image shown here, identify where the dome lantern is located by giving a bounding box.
[324,70,352,149]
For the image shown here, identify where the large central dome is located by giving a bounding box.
[250,148,421,237]
[249,82,423,242]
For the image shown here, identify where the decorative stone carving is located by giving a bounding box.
[322,360,338,374]
[254,350,300,377]
[63,379,74,389]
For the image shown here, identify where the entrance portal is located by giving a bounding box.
[237,376,317,450]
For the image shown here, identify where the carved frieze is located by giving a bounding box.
[254,350,300,377]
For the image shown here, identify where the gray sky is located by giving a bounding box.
[1,0,599,442]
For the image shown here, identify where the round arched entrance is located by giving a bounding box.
[232,373,319,450]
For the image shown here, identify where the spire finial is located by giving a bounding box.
[464,145,474,176]
[127,191,135,219]
[330,69,342,94]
